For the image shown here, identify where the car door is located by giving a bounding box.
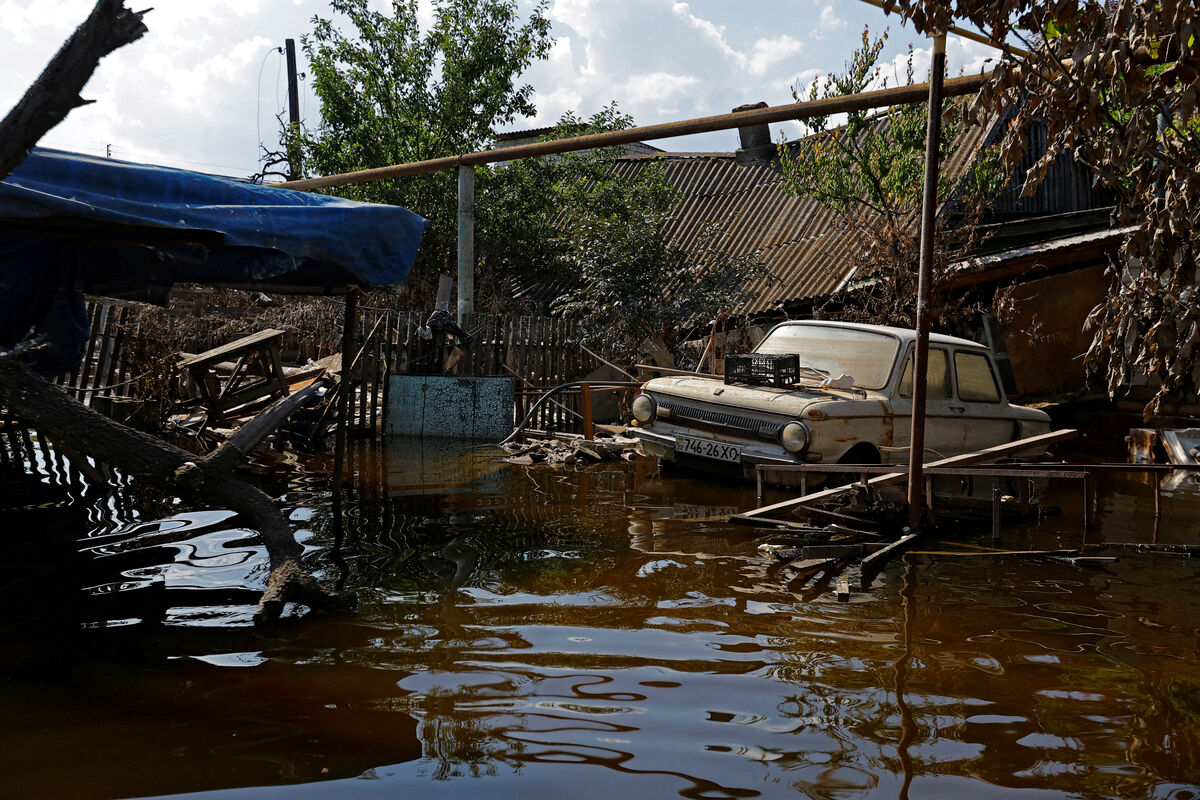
[952,349,1019,451]
[890,345,965,461]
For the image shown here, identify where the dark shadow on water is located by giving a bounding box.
[2,432,1200,798]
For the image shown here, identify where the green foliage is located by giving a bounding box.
[552,162,768,360]
[292,0,765,349]
[473,104,641,308]
[781,27,996,222]
[777,27,1005,330]
[891,0,1200,414]
[298,0,554,299]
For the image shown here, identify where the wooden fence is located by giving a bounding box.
[56,298,608,437]
[355,309,599,436]
[52,298,161,430]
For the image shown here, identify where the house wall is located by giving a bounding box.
[1003,264,1109,398]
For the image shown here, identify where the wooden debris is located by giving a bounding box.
[0,355,343,624]
[782,557,844,587]
[731,429,1079,527]
[501,432,642,467]
[859,533,919,591]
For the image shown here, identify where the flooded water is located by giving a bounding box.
[2,433,1200,800]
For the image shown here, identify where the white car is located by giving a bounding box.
[631,321,1052,482]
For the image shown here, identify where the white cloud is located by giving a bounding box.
[748,35,804,77]
[877,35,998,90]
[621,72,701,108]
[671,2,742,66]
[813,4,847,39]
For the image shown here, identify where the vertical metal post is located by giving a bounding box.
[332,287,358,520]
[1154,471,1162,520]
[457,165,475,330]
[906,33,947,531]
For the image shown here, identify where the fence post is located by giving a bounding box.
[581,382,594,440]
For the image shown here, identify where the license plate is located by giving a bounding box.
[676,436,740,462]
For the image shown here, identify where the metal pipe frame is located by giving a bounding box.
[276,72,989,191]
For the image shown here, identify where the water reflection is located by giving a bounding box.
[1,434,1200,799]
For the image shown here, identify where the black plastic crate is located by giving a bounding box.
[724,353,800,387]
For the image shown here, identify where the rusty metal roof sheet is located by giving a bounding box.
[608,117,993,315]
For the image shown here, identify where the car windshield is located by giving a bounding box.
[754,325,900,389]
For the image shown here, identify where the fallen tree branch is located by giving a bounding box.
[0,0,148,180]
[0,355,346,623]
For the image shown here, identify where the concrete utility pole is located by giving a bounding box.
[906,32,947,531]
[284,38,302,181]
[457,165,475,327]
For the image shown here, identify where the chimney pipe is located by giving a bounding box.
[733,102,774,162]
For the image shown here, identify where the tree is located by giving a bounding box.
[777,27,1005,331]
[551,161,769,363]
[889,0,1200,416]
[297,0,553,302]
[471,104,645,311]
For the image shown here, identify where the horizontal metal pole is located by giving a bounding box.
[757,464,1087,479]
[855,0,1032,58]
[757,462,1200,475]
[277,72,990,191]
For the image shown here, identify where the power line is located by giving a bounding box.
[256,46,283,168]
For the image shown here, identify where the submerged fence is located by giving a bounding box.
[54,297,610,437]
[354,309,601,436]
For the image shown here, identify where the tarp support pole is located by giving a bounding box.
[457,165,475,329]
[906,32,946,531]
[332,286,357,521]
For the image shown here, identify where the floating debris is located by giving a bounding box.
[501,432,643,467]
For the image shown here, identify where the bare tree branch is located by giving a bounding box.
[0,0,149,181]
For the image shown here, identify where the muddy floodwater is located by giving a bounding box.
[2,436,1200,800]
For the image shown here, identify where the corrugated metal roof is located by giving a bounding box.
[607,115,994,315]
[530,109,1109,318]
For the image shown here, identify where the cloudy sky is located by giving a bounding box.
[5,0,998,178]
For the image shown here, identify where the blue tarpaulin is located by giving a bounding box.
[0,148,428,373]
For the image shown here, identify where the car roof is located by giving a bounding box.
[769,320,989,350]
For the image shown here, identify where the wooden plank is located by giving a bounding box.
[733,428,1079,523]
[75,301,104,401]
[100,306,129,397]
[178,328,286,369]
[859,533,919,591]
[782,557,842,583]
[910,548,1081,557]
[91,304,116,402]
[835,579,851,601]
[801,544,862,559]
[370,311,384,430]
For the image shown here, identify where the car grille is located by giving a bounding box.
[657,399,783,443]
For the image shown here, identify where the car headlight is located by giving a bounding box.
[631,393,657,423]
[780,421,810,454]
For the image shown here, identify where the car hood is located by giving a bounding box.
[644,376,863,417]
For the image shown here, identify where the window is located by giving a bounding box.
[898,348,951,398]
[755,324,900,389]
[955,351,1001,402]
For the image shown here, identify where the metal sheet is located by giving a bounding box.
[386,376,514,440]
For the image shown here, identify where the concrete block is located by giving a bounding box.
[386,375,515,440]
